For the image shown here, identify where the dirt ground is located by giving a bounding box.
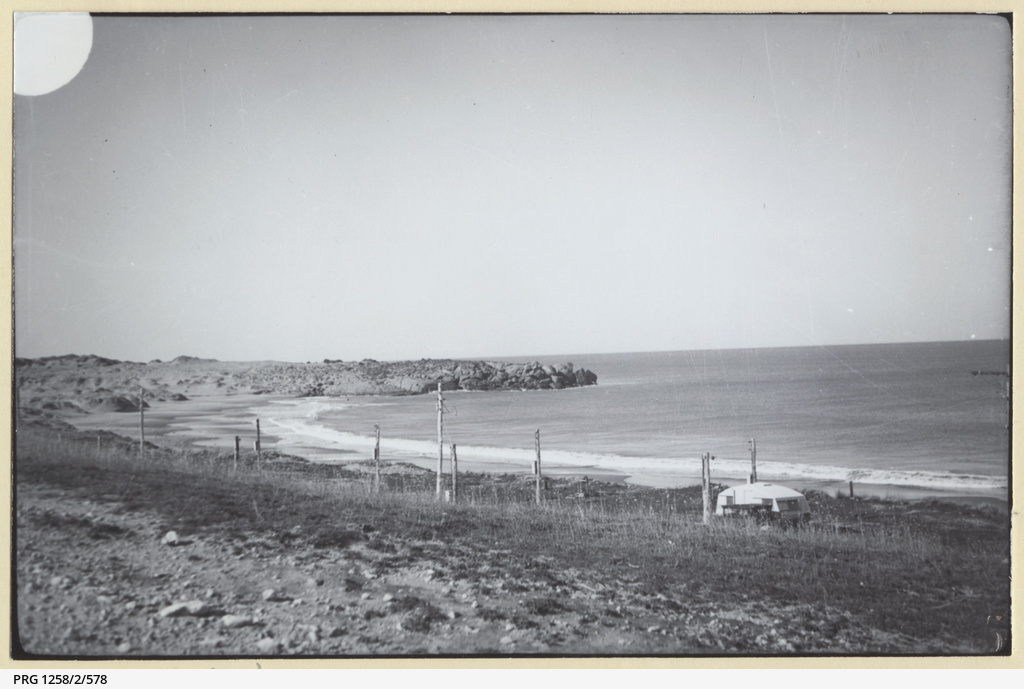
[15,476,947,659]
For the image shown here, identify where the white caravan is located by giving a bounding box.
[715,482,811,521]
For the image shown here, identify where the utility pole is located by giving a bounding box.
[374,424,381,493]
[451,443,458,504]
[701,452,714,525]
[748,438,757,484]
[139,386,145,458]
[535,429,542,504]
[436,384,444,498]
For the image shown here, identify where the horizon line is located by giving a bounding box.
[14,336,1010,366]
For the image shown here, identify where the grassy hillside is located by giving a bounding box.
[12,413,1011,657]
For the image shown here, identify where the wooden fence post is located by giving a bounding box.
[255,418,262,472]
[436,384,444,498]
[535,429,542,504]
[374,424,381,493]
[702,452,713,525]
[234,435,240,471]
[451,443,458,504]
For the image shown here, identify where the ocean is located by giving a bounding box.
[253,340,1010,499]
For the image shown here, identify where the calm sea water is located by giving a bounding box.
[256,340,1010,497]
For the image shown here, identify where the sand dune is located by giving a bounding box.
[14,354,599,414]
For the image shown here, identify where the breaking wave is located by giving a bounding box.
[267,415,1007,494]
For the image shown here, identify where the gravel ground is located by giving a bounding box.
[15,480,933,659]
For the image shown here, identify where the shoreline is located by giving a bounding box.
[60,393,1010,509]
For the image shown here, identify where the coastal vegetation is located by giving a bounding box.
[14,354,599,411]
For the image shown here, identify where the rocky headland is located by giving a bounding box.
[14,354,598,414]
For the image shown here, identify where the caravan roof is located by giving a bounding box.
[720,482,806,501]
[716,481,811,519]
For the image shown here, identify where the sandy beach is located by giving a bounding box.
[63,393,1009,509]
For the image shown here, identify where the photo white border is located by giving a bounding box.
[1,0,1018,673]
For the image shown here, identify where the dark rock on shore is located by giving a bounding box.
[281,358,599,396]
[86,396,149,413]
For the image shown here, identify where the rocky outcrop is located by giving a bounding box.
[85,396,148,413]
[247,359,598,397]
[392,360,597,395]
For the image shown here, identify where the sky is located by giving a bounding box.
[12,13,1012,362]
